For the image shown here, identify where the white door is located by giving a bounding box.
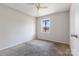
[70,4,79,56]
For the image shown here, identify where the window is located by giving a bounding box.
[41,18,50,32]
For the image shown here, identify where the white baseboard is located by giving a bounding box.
[37,38,69,45]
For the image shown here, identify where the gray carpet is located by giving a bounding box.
[0,43,63,56]
[0,39,72,56]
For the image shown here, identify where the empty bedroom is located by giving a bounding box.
[0,3,74,56]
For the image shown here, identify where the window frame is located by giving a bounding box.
[41,18,50,33]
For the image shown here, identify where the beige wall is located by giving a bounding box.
[0,5,36,50]
[36,11,70,44]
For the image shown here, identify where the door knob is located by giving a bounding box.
[71,34,78,38]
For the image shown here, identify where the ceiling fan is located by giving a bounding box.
[26,3,48,10]
[35,3,48,10]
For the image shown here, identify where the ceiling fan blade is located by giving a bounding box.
[39,7,48,8]
[25,3,48,10]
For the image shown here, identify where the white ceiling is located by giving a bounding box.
[2,3,71,17]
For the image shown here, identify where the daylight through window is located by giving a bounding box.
[41,19,50,32]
